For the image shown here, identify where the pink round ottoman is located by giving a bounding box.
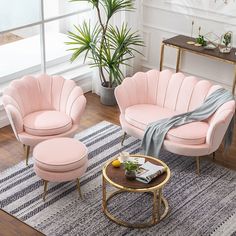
[33,137,88,200]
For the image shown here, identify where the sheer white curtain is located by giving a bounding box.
[92,0,143,94]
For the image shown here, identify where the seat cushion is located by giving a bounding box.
[166,122,209,145]
[23,110,72,136]
[125,104,178,130]
[33,137,88,172]
[125,104,209,145]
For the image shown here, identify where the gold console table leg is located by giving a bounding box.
[176,48,182,73]
[160,43,165,71]
[232,65,236,95]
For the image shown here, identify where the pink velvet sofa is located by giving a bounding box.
[115,69,235,174]
[3,74,86,165]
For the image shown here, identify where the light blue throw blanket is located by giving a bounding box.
[141,88,235,157]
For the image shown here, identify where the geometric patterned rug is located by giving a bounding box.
[1,121,236,236]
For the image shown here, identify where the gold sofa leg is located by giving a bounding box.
[121,132,127,146]
[24,145,30,166]
[43,180,48,201]
[196,157,200,176]
[212,152,216,160]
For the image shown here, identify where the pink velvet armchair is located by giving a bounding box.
[3,74,86,165]
[115,69,235,174]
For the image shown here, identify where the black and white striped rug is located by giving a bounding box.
[1,121,236,236]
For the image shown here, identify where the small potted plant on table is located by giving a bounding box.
[66,0,144,106]
[123,161,139,180]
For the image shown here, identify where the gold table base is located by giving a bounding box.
[102,188,169,228]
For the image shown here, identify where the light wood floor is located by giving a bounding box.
[0,92,236,235]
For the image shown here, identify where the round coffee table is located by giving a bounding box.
[102,154,170,228]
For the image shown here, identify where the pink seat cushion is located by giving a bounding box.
[23,110,72,136]
[125,104,209,145]
[166,122,209,145]
[125,104,178,130]
[33,138,88,172]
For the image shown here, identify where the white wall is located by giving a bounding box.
[134,0,236,94]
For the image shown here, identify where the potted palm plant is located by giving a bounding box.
[66,0,144,105]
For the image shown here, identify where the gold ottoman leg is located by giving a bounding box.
[43,180,48,201]
[77,178,83,198]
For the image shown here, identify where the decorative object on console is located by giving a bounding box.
[203,32,220,49]
[2,74,86,165]
[195,27,206,46]
[219,31,233,53]
[187,20,195,45]
[66,0,144,106]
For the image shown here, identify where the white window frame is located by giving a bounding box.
[0,0,90,81]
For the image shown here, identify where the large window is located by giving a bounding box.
[0,0,91,83]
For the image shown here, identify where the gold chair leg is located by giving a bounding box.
[232,65,236,95]
[212,152,216,160]
[77,178,83,198]
[121,132,127,146]
[196,156,200,176]
[43,180,48,201]
[24,145,30,166]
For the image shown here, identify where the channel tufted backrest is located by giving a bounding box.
[3,74,83,118]
[115,69,221,114]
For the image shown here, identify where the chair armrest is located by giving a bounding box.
[3,104,23,141]
[65,86,86,124]
[206,102,235,150]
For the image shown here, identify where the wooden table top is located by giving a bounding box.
[104,155,170,191]
[163,35,236,64]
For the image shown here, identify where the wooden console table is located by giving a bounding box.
[160,35,236,94]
